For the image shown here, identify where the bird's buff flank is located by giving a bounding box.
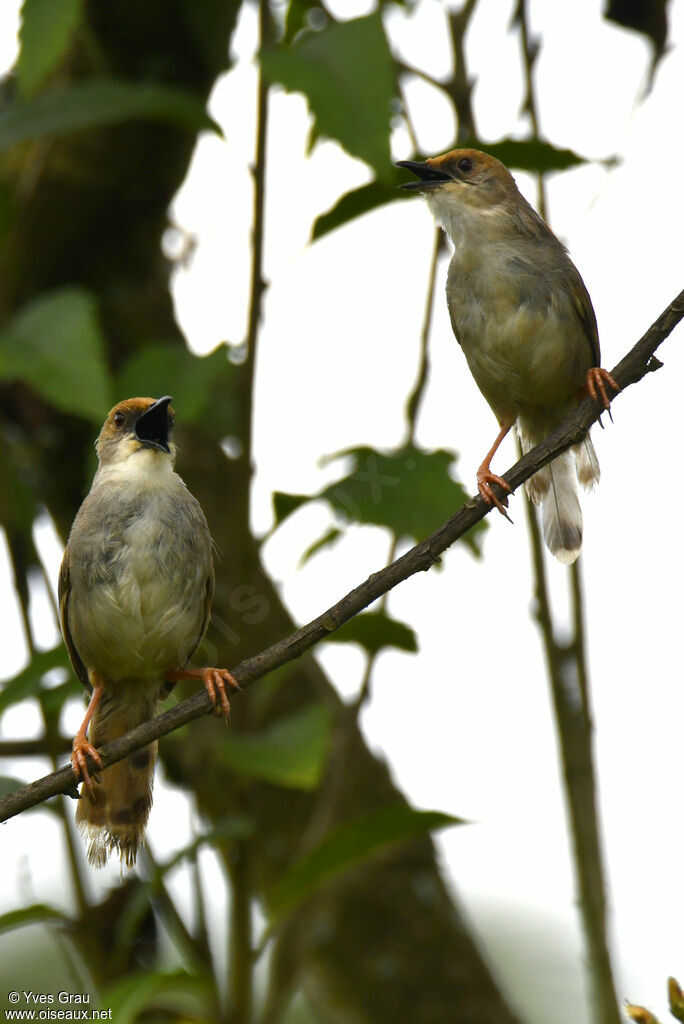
[59,396,239,867]
[397,148,618,563]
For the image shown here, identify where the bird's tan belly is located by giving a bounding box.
[70,572,204,683]
[455,303,591,422]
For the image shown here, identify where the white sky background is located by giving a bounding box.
[1,1,684,1022]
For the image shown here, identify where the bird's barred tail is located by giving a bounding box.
[76,689,158,868]
[521,432,600,565]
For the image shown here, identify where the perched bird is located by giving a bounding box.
[397,148,618,563]
[59,396,238,867]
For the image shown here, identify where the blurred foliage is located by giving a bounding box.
[323,610,417,656]
[605,0,670,62]
[0,288,111,421]
[0,79,222,151]
[273,444,487,558]
[625,976,684,1023]
[261,11,396,177]
[16,0,83,97]
[115,341,240,436]
[0,0,667,1020]
[268,804,464,921]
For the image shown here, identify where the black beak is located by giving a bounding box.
[135,395,173,453]
[395,160,453,190]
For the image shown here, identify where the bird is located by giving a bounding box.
[59,395,238,867]
[397,148,618,563]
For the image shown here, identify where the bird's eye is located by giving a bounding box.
[457,157,474,173]
[113,412,126,428]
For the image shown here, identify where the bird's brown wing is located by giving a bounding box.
[567,265,601,367]
[187,566,214,664]
[58,549,90,691]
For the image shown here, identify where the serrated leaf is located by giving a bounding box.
[312,175,404,241]
[0,645,74,715]
[115,341,238,435]
[325,611,417,656]
[216,704,332,790]
[0,903,70,935]
[275,445,486,555]
[0,287,111,421]
[17,0,83,97]
[0,79,221,153]
[269,804,465,920]
[261,13,395,177]
[322,446,485,553]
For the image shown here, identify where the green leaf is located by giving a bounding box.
[300,526,342,565]
[0,645,74,715]
[269,804,465,920]
[261,13,396,177]
[115,341,239,435]
[217,704,332,790]
[477,138,591,173]
[312,175,404,241]
[0,903,70,935]
[325,611,417,656]
[282,0,324,44]
[114,818,254,952]
[174,0,241,74]
[17,0,83,97]
[0,776,61,815]
[0,79,221,153]
[275,445,487,556]
[39,679,82,721]
[0,776,28,796]
[273,491,312,526]
[101,969,212,1024]
[0,287,111,421]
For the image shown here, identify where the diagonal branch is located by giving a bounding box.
[1,287,682,823]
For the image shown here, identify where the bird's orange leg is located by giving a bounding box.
[477,421,514,518]
[585,367,620,414]
[71,680,104,793]
[167,667,241,723]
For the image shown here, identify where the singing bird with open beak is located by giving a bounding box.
[397,148,618,563]
[59,396,238,867]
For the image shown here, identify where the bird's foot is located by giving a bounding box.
[477,468,513,522]
[71,733,103,796]
[168,667,241,723]
[586,367,619,419]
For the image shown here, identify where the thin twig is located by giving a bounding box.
[447,0,479,142]
[514,0,547,218]
[404,226,441,445]
[0,287,681,823]
[514,5,619,1017]
[523,468,620,1024]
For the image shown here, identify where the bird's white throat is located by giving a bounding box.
[94,444,176,492]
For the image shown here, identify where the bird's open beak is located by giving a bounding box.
[135,395,173,453]
[395,160,453,190]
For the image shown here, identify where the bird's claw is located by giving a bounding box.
[71,735,103,796]
[586,367,619,414]
[477,471,514,523]
[201,667,240,724]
